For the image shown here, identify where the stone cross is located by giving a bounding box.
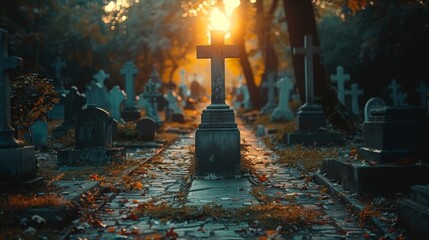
[120,61,138,108]
[0,28,23,148]
[51,56,66,80]
[346,83,363,114]
[93,69,109,85]
[262,73,277,107]
[396,91,407,106]
[293,34,320,105]
[197,30,240,105]
[142,79,161,121]
[416,81,429,107]
[331,65,350,104]
[388,79,402,106]
[63,86,86,124]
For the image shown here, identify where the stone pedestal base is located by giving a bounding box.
[296,104,326,131]
[121,107,141,122]
[319,158,429,197]
[270,108,294,122]
[57,148,126,167]
[0,146,36,179]
[195,104,241,177]
[260,103,276,115]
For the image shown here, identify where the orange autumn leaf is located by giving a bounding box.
[133,181,144,190]
[258,174,268,182]
[107,226,116,233]
[165,227,179,239]
[89,173,100,181]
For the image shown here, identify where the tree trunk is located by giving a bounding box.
[232,2,261,109]
[282,0,360,135]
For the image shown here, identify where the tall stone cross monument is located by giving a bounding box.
[287,34,343,146]
[195,30,241,176]
[120,61,140,121]
[0,28,36,179]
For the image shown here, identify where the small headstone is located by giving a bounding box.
[330,65,350,105]
[108,85,126,123]
[416,81,429,107]
[166,90,182,114]
[120,61,140,121]
[136,117,158,140]
[346,83,364,115]
[271,76,294,122]
[52,86,86,136]
[57,105,126,166]
[364,97,386,122]
[190,76,205,102]
[85,71,111,111]
[178,69,189,101]
[28,121,48,148]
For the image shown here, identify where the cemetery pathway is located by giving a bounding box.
[62,118,386,240]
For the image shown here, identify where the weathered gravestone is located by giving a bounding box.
[416,80,429,107]
[190,75,205,102]
[120,61,140,121]
[389,79,407,106]
[57,105,125,166]
[237,75,252,111]
[260,72,277,115]
[319,106,429,197]
[178,69,189,103]
[0,28,36,182]
[364,97,386,122]
[27,121,48,149]
[286,34,343,146]
[135,117,158,141]
[52,86,86,136]
[330,65,350,105]
[195,30,241,176]
[271,76,294,122]
[165,90,184,123]
[85,70,111,111]
[141,79,161,123]
[48,56,67,120]
[108,85,126,123]
[345,83,364,115]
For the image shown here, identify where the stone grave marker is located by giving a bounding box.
[86,70,111,111]
[237,75,251,111]
[195,30,241,176]
[364,97,386,122]
[286,34,343,146]
[57,105,125,166]
[0,28,36,181]
[389,79,407,106]
[142,79,161,123]
[28,121,48,148]
[108,85,126,123]
[178,69,189,102]
[416,81,428,107]
[52,86,86,136]
[346,83,364,115]
[166,90,182,114]
[120,61,140,121]
[48,56,67,120]
[271,76,294,122]
[135,117,158,140]
[260,72,277,114]
[330,65,350,105]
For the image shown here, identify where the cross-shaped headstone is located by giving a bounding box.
[142,79,161,121]
[388,79,401,106]
[293,34,321,105]
[197,30,240,105]
[262,73,277,107]
[50,56,66,80]
[416,81,429,107]
[93,69,109,86]
[396,91,407,106]
[276,77,294,111]
[108,85,126,122]
[0,28,23,148]
[331,65,350,104]
[346,83,363,114]
[120,61,138,108]
[150,65,162,89]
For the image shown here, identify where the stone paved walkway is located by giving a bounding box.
[62,117,384,240]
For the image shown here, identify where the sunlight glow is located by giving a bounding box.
[209,7,230,32]
[102,0,137,28]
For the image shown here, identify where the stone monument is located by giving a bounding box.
[48,56,67,120]
[416,81,429,107]
[120,61,140,121]
[270,76,295,122]
[345,83,363,115]
[260,72,277,114]
[142,79,161,124]
[0,28,36,181]
[108,85,126,123]
[195,30,241,176]
[286,34,343,146]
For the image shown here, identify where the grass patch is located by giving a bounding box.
[276,145,339,171]
[0,193,69,210]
